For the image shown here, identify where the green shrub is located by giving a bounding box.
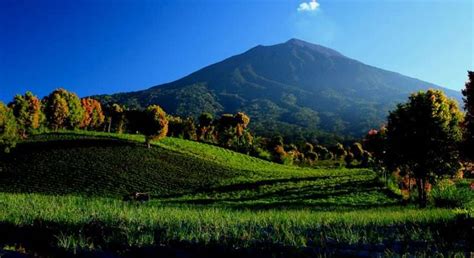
[430,180,472,208]
[253,147,272,161]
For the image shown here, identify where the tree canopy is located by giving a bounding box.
[462,71,474,160]
[143,105,169,148]
[8,91,44,137]
[385,89,463,206]
[44,89,84,130]
[0,102,18,153]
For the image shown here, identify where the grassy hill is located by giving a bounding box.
[0,132,471,256]
[0,132,397,209]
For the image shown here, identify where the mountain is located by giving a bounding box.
[94,38,462,141]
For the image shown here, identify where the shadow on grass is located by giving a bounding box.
[0,216,471,258]
[160,177,403,210]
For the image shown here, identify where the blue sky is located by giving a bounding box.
[0,0,472,102]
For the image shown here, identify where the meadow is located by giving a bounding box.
[0,132,472,257]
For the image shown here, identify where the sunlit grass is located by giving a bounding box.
[0,131,471,254]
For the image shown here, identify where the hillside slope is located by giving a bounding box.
[0,132,398,209]
[94,39,462,138]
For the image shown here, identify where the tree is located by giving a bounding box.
[168,116,197,140]
[231,112,253,151]
[363,128,387,161]
[462,71,474,161]
[344,151,354,167]
[197,112,214,142]
[81,98,105,130]
[314,145,331,160]
[0,102,18,153]
[302,142,318,165]
[330,143,346,159]
[234,112,250,137]
[8,91,44,137]
[143,105,168,148]
[215,114,236,147]
[385,89,463,207]
[351,142,364,161]
[104,103,125,133]
[43,91,69,130]
[43,89,84,130]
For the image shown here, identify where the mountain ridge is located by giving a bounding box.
[93,39,462,141]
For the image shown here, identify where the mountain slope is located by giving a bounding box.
[94,39,462,139]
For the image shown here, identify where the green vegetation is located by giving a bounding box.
[8,91,44,137]
[430,179,473,208]
[462,71,474,161]
[43,88,85,130]
[0,193,470,256]
[1,73,474,256]
[0,132,380,200]
[92,39,463,141]
[0,132,472,256]
[386,89,463,207]
[0,102,18,153]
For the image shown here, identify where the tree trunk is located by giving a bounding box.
[407,175,411,200]
[417,178,427,208]
[108,118,112,133]
[145,137,151,149]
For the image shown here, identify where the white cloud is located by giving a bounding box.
[297,0,320,12]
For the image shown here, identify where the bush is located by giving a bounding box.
[430,179,473,208]
[254,147,272,161]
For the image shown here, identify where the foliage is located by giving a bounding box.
[363,128,386,161]
[385,89,464,207]
[330,143,346,159]
[197,112,215,142]
[167,116,197,140]
[80,98,105,130]
[43,89,84,130]
[430,179,473,208]
[462,71,474,161]
[104,103,125,133]
[361,151,373,168]
[314,145,332,160]
[351,142,364,161]
[8,91,44,137]
[143,105,169,148]
[0,102,18,153]
[344,152,355,167]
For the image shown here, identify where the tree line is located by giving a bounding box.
[0,88,359,166]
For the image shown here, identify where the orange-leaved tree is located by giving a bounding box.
[143,105,168,148]
[81,98,105,130]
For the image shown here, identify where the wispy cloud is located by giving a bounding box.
[297,0,320,12]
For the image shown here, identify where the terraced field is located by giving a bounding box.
[0,131,471,257]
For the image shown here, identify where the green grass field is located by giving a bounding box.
[0,131,472,257]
